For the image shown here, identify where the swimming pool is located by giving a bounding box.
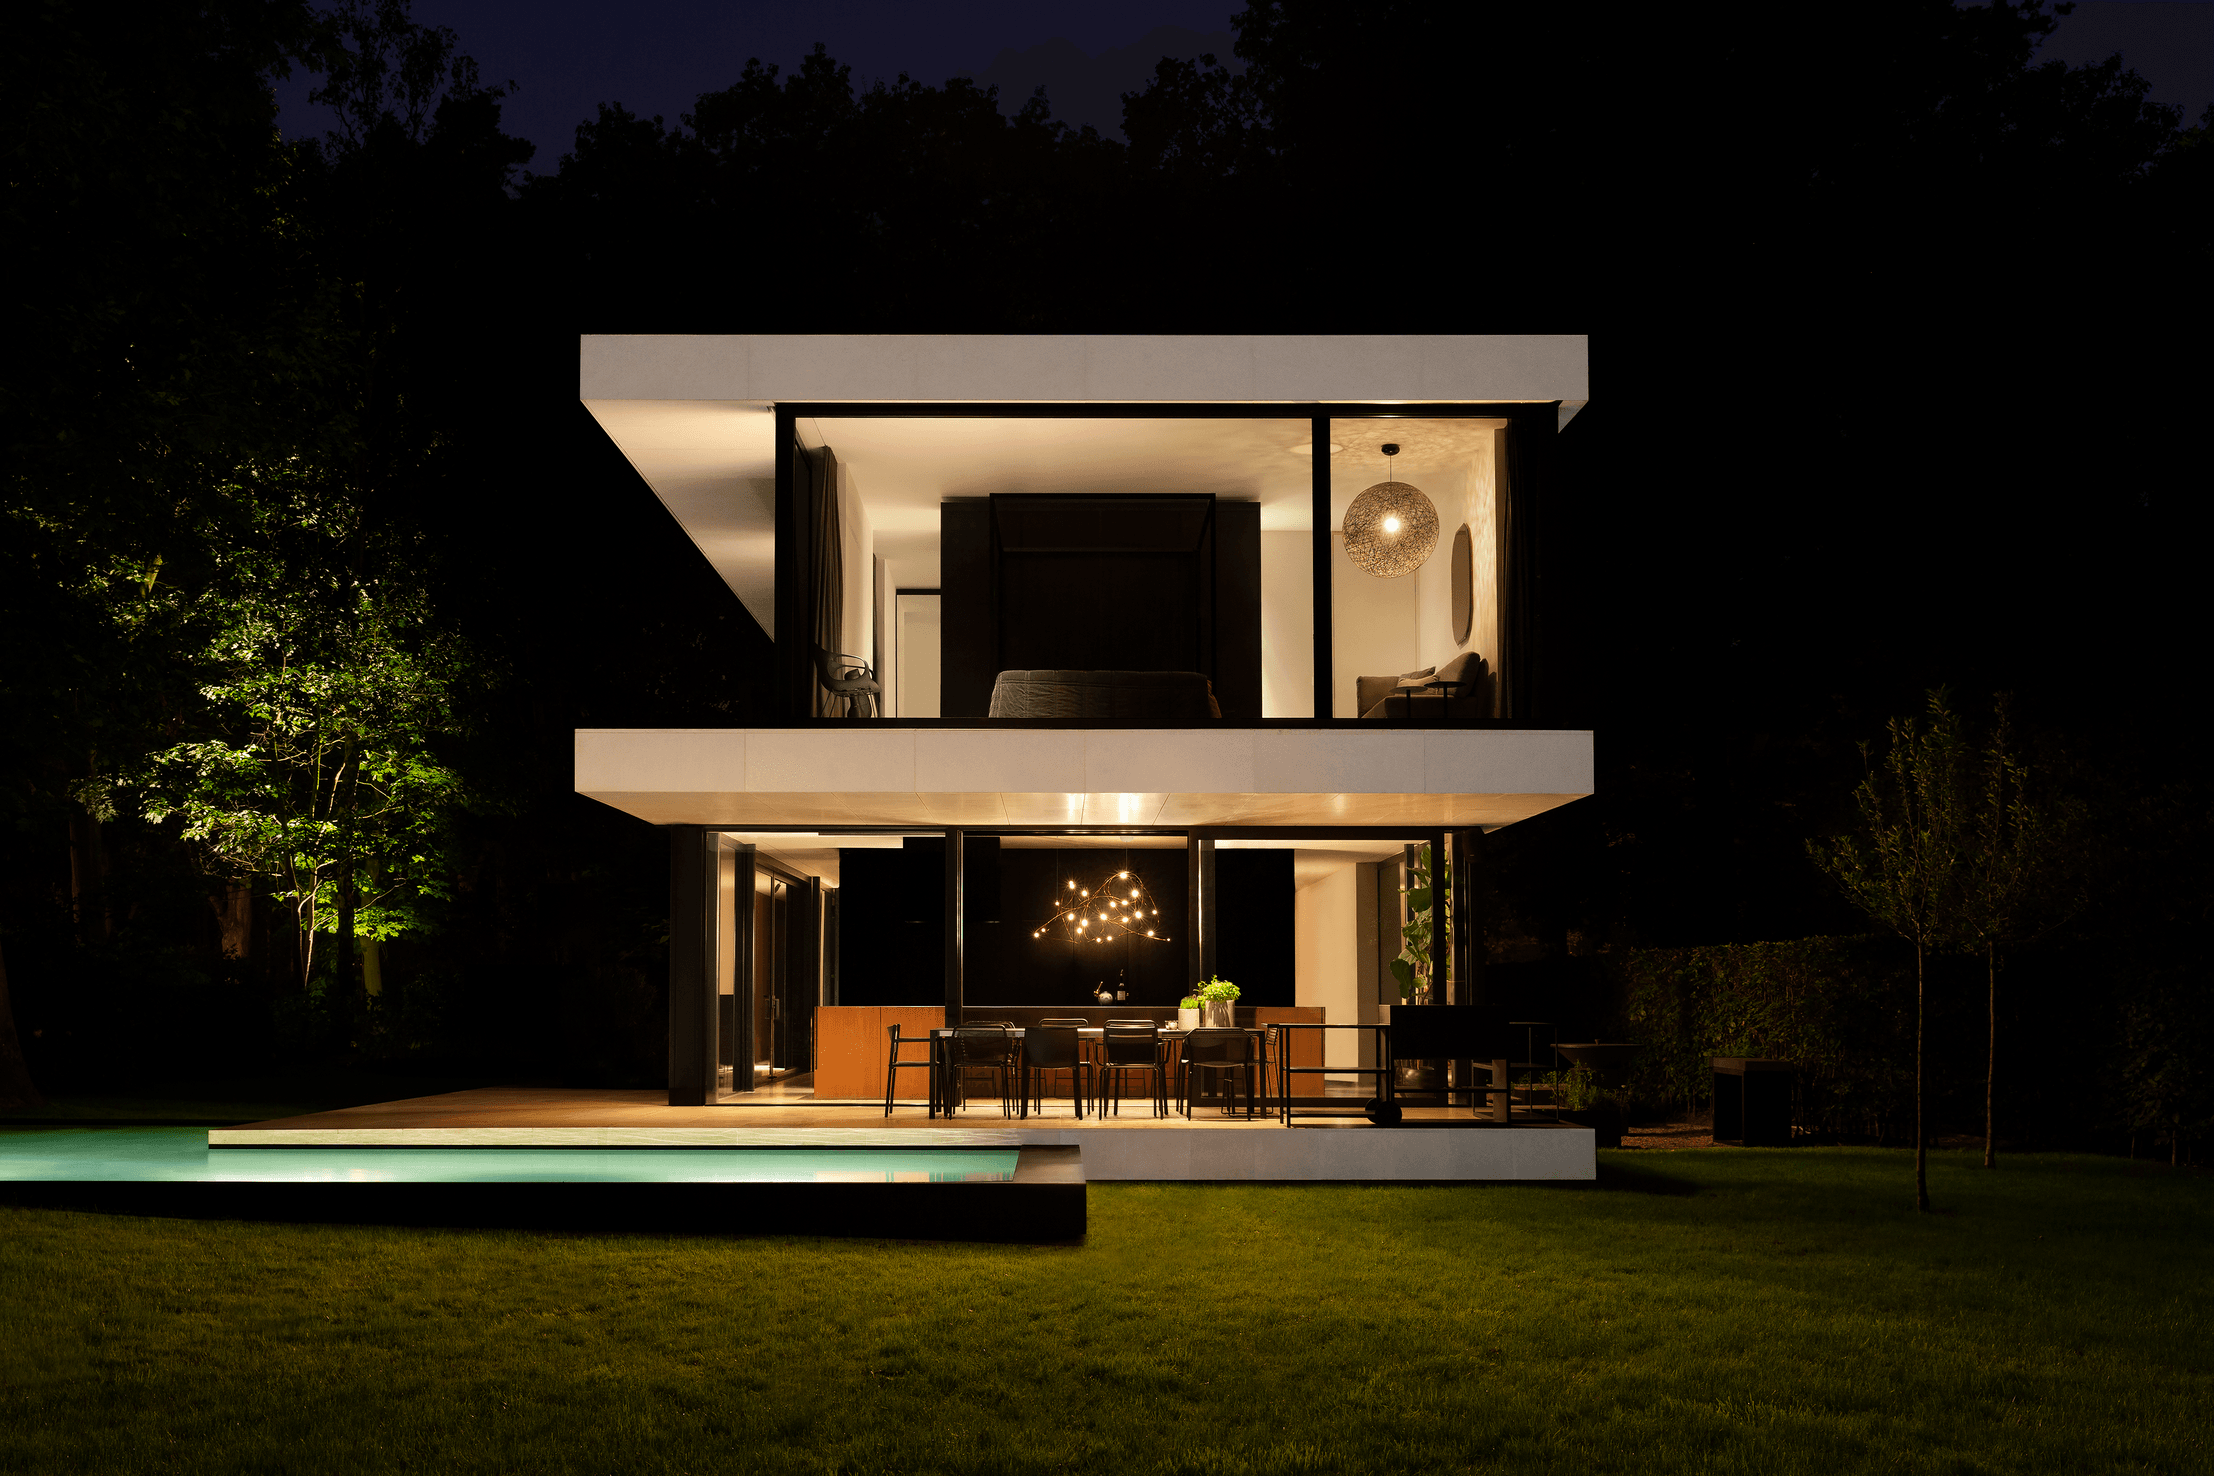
[0,1128,1020,1184]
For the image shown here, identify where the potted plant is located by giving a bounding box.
[1195,977,1241,1028]
[1177,996,1202,1029]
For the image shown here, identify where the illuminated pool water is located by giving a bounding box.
[0,1128,1018,1184]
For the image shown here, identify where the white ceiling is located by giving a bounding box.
[581,333,1584,631]
[811,416,1507,538]
[715,830,1406,891]
[580,400,1513,633]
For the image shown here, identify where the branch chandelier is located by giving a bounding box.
[1033,869,1172,945]
[1342,442,1439,578]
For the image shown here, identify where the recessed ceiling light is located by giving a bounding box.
[1287,441,1347,456]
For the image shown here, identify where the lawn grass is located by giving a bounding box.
[2,1147,2208,1474]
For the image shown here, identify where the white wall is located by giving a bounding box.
[896,595,941,717]
[1295,863,1361,1077]
[1330,534,1423,717]
[1260,531,1315,718]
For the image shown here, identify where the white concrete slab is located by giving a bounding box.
[574,726,1594,830]
[214,1124,1597,1181]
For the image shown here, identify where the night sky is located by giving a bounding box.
[275,0,1244,160]
[271,1,2211,166]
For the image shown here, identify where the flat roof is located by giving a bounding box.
[580,333,1589,410]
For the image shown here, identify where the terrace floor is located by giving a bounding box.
[210,1088,1596,1180]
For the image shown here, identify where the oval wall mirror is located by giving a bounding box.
[1450,524,1473,645]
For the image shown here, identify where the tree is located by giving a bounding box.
[131,483,469,1038]
[1958,698,2084,1167]
[1390,844,1448,1004]
[1809,692,1972,1211]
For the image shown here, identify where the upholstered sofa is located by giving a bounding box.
[1355,650,1492,722]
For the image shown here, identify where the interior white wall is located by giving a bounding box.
[1471,431,1502,706]
[1260,530,1315,718]
[1329,533,1423,717]
[896,594,941,717]
[1295,863,1361,1078]
[1411,462,1471,667]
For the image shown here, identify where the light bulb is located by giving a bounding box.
[1067,880,1075,889]
[1382,515,1402,534]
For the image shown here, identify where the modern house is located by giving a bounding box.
[570,334,1598,1180]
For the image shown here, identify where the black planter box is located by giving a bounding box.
[1712,1057,1794,1146]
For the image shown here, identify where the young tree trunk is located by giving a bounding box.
[1915,938,1929,1212]
[334,740,359,1050]
[360,857,383,1001]
[1984,941,1997,1169]
[0,935,44,1109]
[65,804,107,944]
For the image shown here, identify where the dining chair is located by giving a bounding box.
[1041,1016,1097,1068]
[883,1023,934,1116]
[949,1026,1016,1116]
[1020,1026,1087,1119]
[1094,1025,1167,1118]
[1179,1027,1259,1119]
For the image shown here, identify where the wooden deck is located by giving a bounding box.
[217,1085,1450,1134]
[209,1088,1597,1180]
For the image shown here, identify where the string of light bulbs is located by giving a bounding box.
[1032,868,1172,945]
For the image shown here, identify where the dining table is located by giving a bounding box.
[925,1025,1272,1119]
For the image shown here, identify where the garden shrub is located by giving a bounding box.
[1618,936,1916,1139]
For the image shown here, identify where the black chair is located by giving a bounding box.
[948,1026,1015,1117]
[1179,1028,1259,1119]
[812,645,881,719]
[1020,1026,1088,1119]
[1386,1005,1514,1118]
[883,1023,934,1116]
[1094,1025,1167,1118]
[1040,1015,1097,1070]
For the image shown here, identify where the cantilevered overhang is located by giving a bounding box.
[575,727,1594,829]
[579,333,1589,635]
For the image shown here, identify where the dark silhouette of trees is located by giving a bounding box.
[2,0,2203,1109]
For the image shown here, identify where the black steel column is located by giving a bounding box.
[1449,828,1482,1007]
[666,826,716,1107]
[1185,831,1218,984]
[943,827,964,1027]
[732,841,756,1093]
[1310,416,1333,717]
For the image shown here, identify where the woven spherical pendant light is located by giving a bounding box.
[1341,444,1438,578]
